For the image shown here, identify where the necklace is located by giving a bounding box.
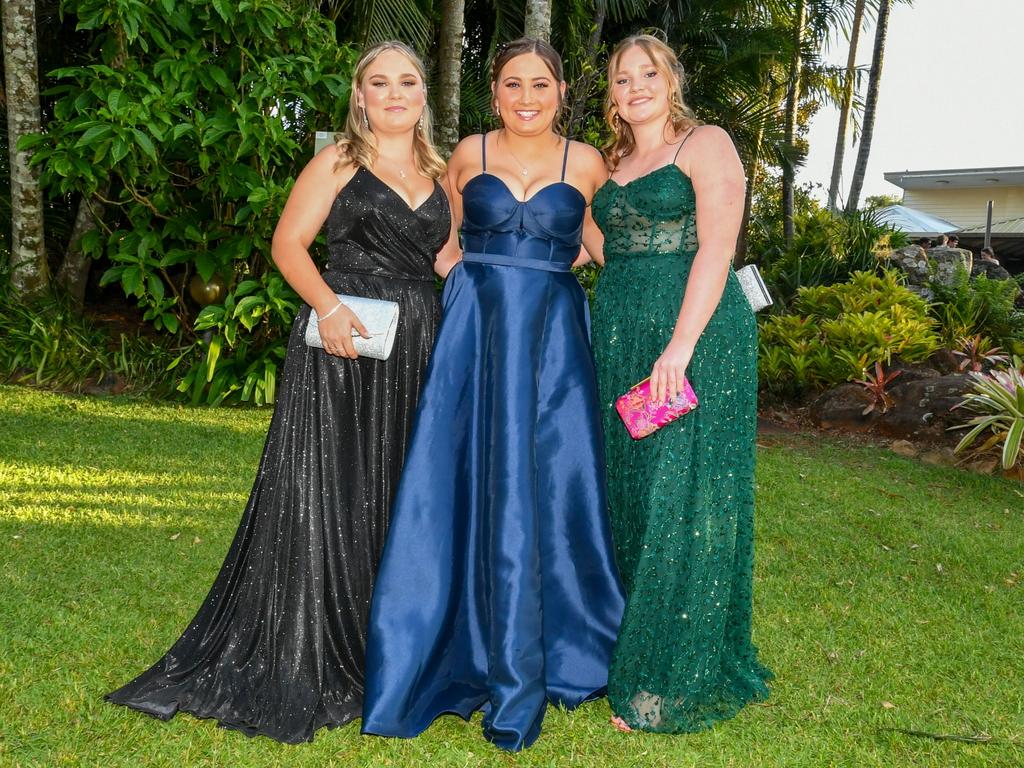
[499,130,559,177]
[379,155,415,180]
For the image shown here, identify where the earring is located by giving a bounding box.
[362,107,369,129]
[418,113,424,131]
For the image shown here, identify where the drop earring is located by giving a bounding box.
[362,107,369,129]
[418,114,424,131]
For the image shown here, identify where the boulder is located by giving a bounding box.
[886,359,941,385]
[874,373,972,440]
[810,383,877,430]
[884,245,974,299]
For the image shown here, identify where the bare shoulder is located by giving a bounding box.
[568,139,609,186]
[681,124,742,180]
[568,140,606,169]
[686,125,739,159]
[305,143,357,191]
[449,134,485,169]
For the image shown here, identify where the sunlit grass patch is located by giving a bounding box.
[1,386,1022,768]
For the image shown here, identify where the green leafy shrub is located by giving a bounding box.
[759,270,941,394]
[929,268,1024,353]
[0,263,180,395]
[749,191,907,306]
[26,0,357,405]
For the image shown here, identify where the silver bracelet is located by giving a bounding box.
[319,301,344,321]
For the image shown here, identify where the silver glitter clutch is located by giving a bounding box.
[304,294,400,360]
[735,264,773,312]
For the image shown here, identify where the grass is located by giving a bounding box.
[1,384,1022,768]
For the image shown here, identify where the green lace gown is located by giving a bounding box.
[590,164,772,732]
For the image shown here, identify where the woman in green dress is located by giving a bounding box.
[580,34,772,733]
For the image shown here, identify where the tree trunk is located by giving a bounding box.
[2,0,48,299]
[846,0,891,213]
[827,0,866,212]
[782,0,807,250]
[563,0,606,139]
[524,0,552,41]
[57,194,105,309]
[736,126,764,266]
[435,0,465,156]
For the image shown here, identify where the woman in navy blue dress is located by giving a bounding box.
[361,38,624,752]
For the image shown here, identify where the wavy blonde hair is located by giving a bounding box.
[602,35,701,171]
[334,41,446,179]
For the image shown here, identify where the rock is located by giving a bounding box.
[926,349,961,375]
[887,360,941,385]
[884,245,973,298]
[875,373,973,439]
[83,371,127,396]
[920,447,957,466]
[810,383,877,430]
[891,439,918,457]
[927,246,973,286]
[964,457,999,475]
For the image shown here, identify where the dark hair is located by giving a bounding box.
[491,37,565,123]
[981,246,996,258]
[917,237,932,247]
[948,234,959,242]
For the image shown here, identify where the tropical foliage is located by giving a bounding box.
[953,358,1024,470]
[1,0,952,405]
[20,0,356,404]
[759,270,940,393]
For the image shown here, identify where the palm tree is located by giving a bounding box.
[846,0,891,213]
[2,0,49,299]
[524,0,552,41]
[827,0,866,212]
[436,0,466,155]
[781,0,807,250]
[319,0,433,53]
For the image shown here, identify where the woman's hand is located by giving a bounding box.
[318,302,370,358]
[649,338,694,404]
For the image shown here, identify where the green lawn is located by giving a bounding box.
[1,385,1021,768]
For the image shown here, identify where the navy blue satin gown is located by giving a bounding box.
[362,136,625,751]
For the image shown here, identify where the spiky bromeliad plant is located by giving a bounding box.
[951,359,1024,470]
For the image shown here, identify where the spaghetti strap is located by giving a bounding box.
[481,133,487,172]
[560,139,571,181]
[672,127,698,163]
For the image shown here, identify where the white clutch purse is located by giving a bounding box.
[735,264,773,312]
[304,294,400,360]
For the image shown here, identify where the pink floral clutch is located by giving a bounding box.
[615,377,698,440]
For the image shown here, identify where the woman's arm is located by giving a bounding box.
[574,141,609,267]
[434,172,463,278]
[270,147,368,358]
[649,125,745,403]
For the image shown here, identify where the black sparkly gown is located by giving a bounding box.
[106,167,451,743]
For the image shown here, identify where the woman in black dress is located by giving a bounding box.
[106,41,456,743]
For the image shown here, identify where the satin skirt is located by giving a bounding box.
[105,272,439,743]
[361,260,625,751]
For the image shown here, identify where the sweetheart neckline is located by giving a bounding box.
[601,162,693,191]
[467,173,586,206]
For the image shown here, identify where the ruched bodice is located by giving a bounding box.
[460,175,585,269]
[325,166,449,281]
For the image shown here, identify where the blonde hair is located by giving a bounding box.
[334,41,446,179]
[602,35,700,171]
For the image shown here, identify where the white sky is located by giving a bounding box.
[799,0,1024,205]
